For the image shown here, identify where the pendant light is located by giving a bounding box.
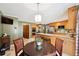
[35,3,41,22]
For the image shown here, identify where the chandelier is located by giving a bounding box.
[35,3,41,22]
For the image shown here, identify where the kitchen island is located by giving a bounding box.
[37,33,76,56]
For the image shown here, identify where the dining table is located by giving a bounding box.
[23,41,56,56]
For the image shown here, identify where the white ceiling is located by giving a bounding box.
[0,3,79,24]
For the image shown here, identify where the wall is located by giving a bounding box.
[0,11,33,44]
[18,22,23,38]
[0,15,32,44]
[2,17,18,43]
[0,11,19,44]
[29,24,32,38]
[18,21,32,38]
[2,19,33,43]
[0,11,2,37]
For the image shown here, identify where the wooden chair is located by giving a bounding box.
[55,38,64,56]
[13,38,24,56]
[44,37,51,44]
[1,35,10,50]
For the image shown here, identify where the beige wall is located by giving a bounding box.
[0,11,19,44]
[18,21,32,38]
[0,11,33,44]
[2,18,18,43]
[0,18,32,44]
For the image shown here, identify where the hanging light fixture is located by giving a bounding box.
[35,3,41,22]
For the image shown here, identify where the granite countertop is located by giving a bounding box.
[37,33,75,39]
[37,33,67,36]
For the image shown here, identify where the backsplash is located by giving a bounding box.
[56,29,68,33]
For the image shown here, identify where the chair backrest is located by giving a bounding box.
[1,35,10,50]
[13,38,24,56]
[1,35,10,44]
[55,38,64,56]
[44,38,51,44]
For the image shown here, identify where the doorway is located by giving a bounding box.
[23,25,29,39]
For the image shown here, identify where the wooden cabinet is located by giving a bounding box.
[63,38,75,56]
[32,27,36,36]
[67,39,75,55]
[67,6,78,32]
[32,24,39,36]
[48,20,68,29]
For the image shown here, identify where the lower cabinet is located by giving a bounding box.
[63,38,75,56]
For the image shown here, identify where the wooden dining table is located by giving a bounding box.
[23,41,56,56]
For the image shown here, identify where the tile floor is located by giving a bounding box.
[3,38,69,56]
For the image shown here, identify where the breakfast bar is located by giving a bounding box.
[37,33,76,56]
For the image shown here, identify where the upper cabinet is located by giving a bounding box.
[67,6,78,32]
[48,6,78,33]
[48,20,68,29]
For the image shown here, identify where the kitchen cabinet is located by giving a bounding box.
[67,6,78,32]
[63,37,76,56]
[48,20,68,29]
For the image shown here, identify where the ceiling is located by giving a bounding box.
[0,3,79,24]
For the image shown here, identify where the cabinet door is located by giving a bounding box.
[67,39,75,55]
[63,38,75,56]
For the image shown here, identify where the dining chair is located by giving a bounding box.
[55,38,64,56]
[43,37,51,44]
[13,38,24,56]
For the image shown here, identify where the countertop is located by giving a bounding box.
[37,33,75,39]
[37,33,67,36]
